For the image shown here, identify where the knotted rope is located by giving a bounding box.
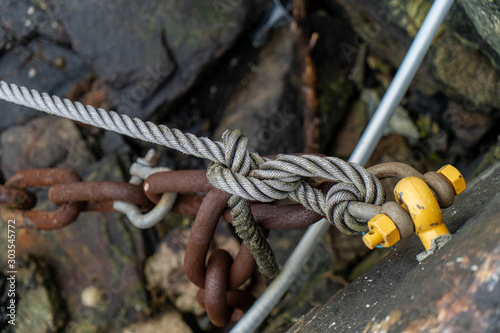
[0,81,385,278]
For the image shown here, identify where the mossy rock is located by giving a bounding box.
[332,0,500,112]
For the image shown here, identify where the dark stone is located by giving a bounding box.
[457,0,500,67]
[332,0,500,112]
[309,13,358,151]
[407,90,448,119]
[443,101,492,150]
[2,256,67,333]
[214,28,303,156]
[49,0,267,119]
[0,0,68,43]
[102,131,130,155]
[0,116,95,180]
[0,0,91,130]
[289,162,500,332]
[263,228,345,332]
[444,2,500,68]
[145,222,240,316]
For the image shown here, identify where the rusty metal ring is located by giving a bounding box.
[144,170,211,203]
[6,168,82,187]
[223,203,322,230]
[0,185,36,210]
[49,181,154,209]
[196,289,255,313]
[423,172,456,208]
[367,162,424,180]
[184,188,231,289]
[2,168,84,229]
[204,249,233,327]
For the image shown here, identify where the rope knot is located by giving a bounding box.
[324,183,368,234]
[206,132,386,276]
[208,130,280,278]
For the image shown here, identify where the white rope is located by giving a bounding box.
[0,81,227,163]
[0,80,385,233]
[0,80,386,277]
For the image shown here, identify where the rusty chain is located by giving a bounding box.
[0,160,457,327]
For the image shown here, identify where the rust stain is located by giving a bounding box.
[471,250,500,293]
[363,309,402,333]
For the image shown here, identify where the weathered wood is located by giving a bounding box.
[290,162,500,332]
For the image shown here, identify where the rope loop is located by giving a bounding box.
[208,146,386,235]
[209,130,280,278]
[0,80,386,277]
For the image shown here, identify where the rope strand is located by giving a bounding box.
[0,80,386,277]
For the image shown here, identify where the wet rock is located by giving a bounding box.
[333,0,500,112]
[331,100,368,159]
[123,310,192,333]
[145,227,204,316]
[0,0,91,130]
[0,116,95,179]
[468,138,500,179]
[262,228,344,331]
[50,0,267,119]
[0,256,66,333]
[456,0,500,67]
[145,222,240,316]
[290,161,500,332]
[0,154,149,331]
[362,89,420,145]
[0,0,68,43]
[101,131,131,155]
[214,28,303,155]
[443,101,492,149]
[309,12,358,151]
[407,90,448,118]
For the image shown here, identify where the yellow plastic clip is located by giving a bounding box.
[394,177,449,251]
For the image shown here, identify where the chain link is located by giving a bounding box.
[0,160,458,326]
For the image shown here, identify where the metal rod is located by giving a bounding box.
[350,0,455,166]
[231,0,454,331]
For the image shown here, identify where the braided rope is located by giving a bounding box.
[0,81,386,277]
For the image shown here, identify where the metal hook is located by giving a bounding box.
[114,149,177,229]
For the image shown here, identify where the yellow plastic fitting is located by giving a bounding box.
[437,164,466,195]
[362,214,401,249]
[394,177,449,251]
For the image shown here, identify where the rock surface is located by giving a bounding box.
[145,222,240,316]
[289,162,500,333]
[214,28,303,156]
[333,0,500,112]
[0,116,95,179]
[0,0,91,130]
[123,310,193,333]
[49,0,267,119]
[2,256,66,333]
